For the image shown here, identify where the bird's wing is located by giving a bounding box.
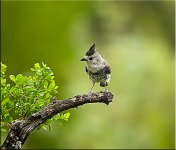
[85,66,88,73]
[104,61,111,74]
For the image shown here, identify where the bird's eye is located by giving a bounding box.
[89,57,93,60]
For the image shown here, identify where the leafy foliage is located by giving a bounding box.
[1,62,70,132]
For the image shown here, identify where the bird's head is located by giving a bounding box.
[81,43,102,65]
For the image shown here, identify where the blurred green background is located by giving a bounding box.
[1,1,175,149]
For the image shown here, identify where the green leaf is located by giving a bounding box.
[31,68,35,71]
[1,79,6,84]
[16,74,26,85]
[44,80,48,88]
[49,81,55,91]
[9,75,16,82]
[38,101,44,107]
[42,62,47,68]
[42,125,48,131]
[16,74,23,80]
[23,103,31,106]
[4,113,10,118]
[54,86,58,90]
[1,63,7,74]
[1,98,10,106]
[34,63,41,70]
[45,93,51,99]
[63,112,70,121]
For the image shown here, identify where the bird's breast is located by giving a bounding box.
[87,66,110,83]
[87,64,104,73]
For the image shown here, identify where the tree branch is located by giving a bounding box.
[1,91,113,150]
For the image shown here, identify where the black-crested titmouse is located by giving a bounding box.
[81,43,111,94]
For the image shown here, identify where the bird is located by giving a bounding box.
[80,43,111,95]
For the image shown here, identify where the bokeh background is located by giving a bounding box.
[1,1,175,149]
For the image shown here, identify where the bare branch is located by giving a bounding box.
[1,91,114,150]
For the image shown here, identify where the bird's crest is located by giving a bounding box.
[86,43,96,56]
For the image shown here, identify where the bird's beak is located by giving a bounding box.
[80,57,87,61]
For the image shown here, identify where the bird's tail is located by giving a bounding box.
[100,82,108,87]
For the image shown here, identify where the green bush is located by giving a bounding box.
[1,62,70,132]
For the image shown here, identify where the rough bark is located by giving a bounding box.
[1,91,113,150]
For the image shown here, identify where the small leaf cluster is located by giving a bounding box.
[41,112,70,131]
[1,63,12,132]
[1,62,70,132]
